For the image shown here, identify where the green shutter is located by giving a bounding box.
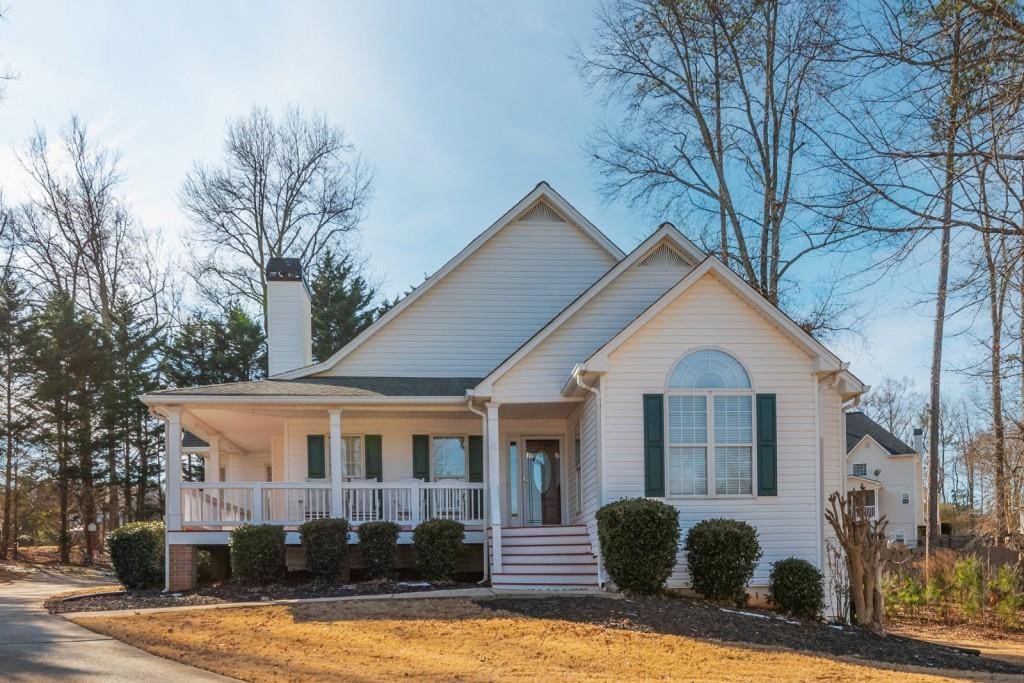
[756,393,778,496]
[365,435,383,482]
[412,434,430,481]
[468,435,484,483]
[643,394,665,497]
[307,435,326,479]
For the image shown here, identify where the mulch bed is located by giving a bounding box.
[47,577,479,614]
[478,595,1024,675]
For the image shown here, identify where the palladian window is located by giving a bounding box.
[667,349,754,496]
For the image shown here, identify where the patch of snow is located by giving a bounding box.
[396,581,431,588]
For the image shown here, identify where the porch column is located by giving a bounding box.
[328,409,344,517]
[165,408,183,532]
[486,402,502,572]
[207,437,220,482]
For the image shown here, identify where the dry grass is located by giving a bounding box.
[73,598,999,682]
[891,621,1024,668]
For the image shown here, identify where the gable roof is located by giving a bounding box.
[582,258,859,383]
[474,223,705,393]
[846,411,916,455]
[143,376,481,403]
[274,182,624,380]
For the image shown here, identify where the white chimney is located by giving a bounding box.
[912,427,924,455]
[266,257,312,376]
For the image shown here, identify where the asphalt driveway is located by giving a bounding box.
[0,567,232,681]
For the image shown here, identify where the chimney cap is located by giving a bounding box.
[913,427,923,435]
[266,257,304,282]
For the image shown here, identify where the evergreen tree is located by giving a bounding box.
[310,250,378,362]
[163,305,267,387]
[0,277,32,559]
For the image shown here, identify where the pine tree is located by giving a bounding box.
[310,250,378,362]
[0,277,32,559]
[163,306,267,387]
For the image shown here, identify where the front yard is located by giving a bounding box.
[70,595,1024,682]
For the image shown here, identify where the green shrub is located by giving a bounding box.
[358,521,400,579]
[229,524,285,584]
[299,518,350,580]
[953,555,985,616]
[596,498,680,595]
[685,518,762,605]
[107,521,165,589]
[413,519,465,582]
[769,557,824,619]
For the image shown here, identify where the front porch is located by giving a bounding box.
[153,399,595,578]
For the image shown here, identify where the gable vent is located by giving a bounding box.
[638,245,688,269]
[520,202,566,223]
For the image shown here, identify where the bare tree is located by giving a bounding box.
[0,5,17,102]
[579,0,881,332]
[860,377,925,441]
[825,490,889,633]
[181,106,374,328]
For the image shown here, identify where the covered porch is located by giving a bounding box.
[150,397,586,550]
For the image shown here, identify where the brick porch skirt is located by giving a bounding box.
[167,544,197,592]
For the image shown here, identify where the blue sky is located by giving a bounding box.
[0,0,956,397]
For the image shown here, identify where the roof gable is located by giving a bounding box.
[846,411,916,455]
[277,182,624,380]
[476,224,704,394]
[582,258,859,385]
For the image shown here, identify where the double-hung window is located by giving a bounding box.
[432,436,466,480]
[666,349,754,496]
[342,436,363,479]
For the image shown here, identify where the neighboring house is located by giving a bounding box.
[141,182,865,595]
[845,411,924,546]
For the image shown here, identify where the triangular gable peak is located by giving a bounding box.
[277,182,624,380]
[578,259,864,397]
[475,223,705,396]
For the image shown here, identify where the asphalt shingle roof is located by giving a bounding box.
[148,376,483,399]
[845,411,916,456]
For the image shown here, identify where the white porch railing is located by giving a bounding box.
[179,481,485,528]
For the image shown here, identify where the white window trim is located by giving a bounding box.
[307,433,364,481]
[341,434,365,481]
[430,434,469,481]
[663,347,757,499]
[851,462,868,477]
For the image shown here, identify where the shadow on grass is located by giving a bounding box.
[283,594,1023,678]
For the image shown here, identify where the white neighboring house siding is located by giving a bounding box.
[491,245,692,403]
[600,272,835,586]
[320,212,619,378]
[847,437,922,546]
[266,280,312,376]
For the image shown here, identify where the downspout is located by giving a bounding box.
[574,367,607,588]
[466,396,490,584]
[813,371,823,573]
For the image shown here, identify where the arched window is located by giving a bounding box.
[666,349,754,496]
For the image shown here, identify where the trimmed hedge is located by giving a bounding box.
[107,521,165,589]
[685,518,762,605]
[358,521,400,579]
[299,518,350,580]
[413,519,465,582]
[769,557,825,618]
[596,498,680,595]
[229,524,286,584]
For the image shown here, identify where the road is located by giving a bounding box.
[0,567,232,682]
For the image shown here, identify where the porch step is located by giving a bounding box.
[495,525,589,537]
[489,525,599,591]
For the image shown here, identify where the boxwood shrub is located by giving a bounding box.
[769,557,824,618]
[596,498,680,595]
[107,521,165,589]
[685,518,762,605]
[299,518,350,580]
[358,521,400,579]
[413,519,465,582]
[229,524,286,584]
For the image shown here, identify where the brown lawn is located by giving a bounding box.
[72,598,1001,682]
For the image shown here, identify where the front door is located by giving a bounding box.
[524,439,561,525]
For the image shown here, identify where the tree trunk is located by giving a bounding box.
[928,14,963,546]
[1,366,14,559]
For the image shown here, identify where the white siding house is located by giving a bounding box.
[845,411,924,546]
[143,182,865,605]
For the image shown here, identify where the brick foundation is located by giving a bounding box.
[167,544,197,592]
